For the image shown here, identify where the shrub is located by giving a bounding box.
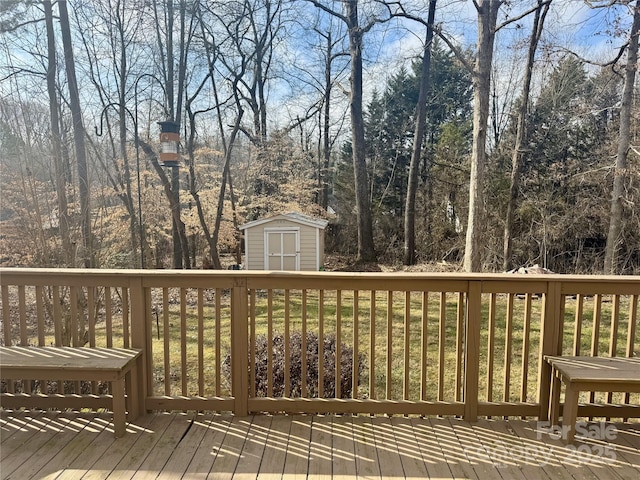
[224,331,366,398]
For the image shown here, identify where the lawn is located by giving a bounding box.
[141,288,636,408]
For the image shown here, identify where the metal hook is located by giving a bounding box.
[94,102,136,137]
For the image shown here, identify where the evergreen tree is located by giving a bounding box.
[515,58,611,271]
[357,46,472,261]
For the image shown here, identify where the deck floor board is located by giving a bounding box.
[256,414,289,480]
[0,411,638,479]
[352,416,381,478]
[1,411,57,460]
[233,414,272,480]
[209,415,252,479]
[331,414,357,479]
[370,416,405,479]
[31,413,108,479]
[56,415,140,480]
[157,413,212,480]
[508,417,602,480]
[405,417,449,478]
[283,414,312,479]
[128,412,192,480]
[102,411,179,480]
[428,417,479,479]
[307,415,332,479]
[182,414,230,479]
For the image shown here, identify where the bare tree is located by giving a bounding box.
[75,0,149,267]
[59,0,93,267]
[404,0,437,266]
[316,25,349,210]
[305,0,397,262]
[191,0,297,268]
[43,0,73,266]
[435,0,548,271]
[150,0,193,268]
[604,0,640,273]
[503,0,551,271]
[459,0,502,272]
[139,139,191,264]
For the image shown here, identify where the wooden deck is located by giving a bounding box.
[1,411,639,479]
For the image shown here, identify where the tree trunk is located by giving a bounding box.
[59,0,93,267]
[153,0,192,269]
[186,108,215,268]
[346,0,375,262]
[604,0,640,274]
[116,1,138,267]
[464,0,501,272]
[321,30,334,210]
[139,140,191,268]
[404,0,437,266]
[166,0,175,120]
[44,0,73,266]
[503,0,550,271]
[211,115,243,269]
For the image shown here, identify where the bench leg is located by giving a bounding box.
[562,383,579,444]
[126,364,140,421]
[549,368,561,427]
[111,379,126,438]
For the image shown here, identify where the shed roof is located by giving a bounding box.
[239,212,329,231]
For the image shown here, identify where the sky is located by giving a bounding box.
[0,0,634,137]
[371,0,635,73]
[354,0,635,120]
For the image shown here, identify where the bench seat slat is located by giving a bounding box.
[0,346,141,438]
[545,356,640,384]
[1,346,140,370]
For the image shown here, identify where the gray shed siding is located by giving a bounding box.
[243,216,325,271]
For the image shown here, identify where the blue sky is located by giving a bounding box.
[359,1,635,100]
[372,1,635,67]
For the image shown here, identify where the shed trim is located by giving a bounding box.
[239,212,328,231]
[243,229,249,269]
[315,227,321,270]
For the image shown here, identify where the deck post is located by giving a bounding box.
[130,275,149,415]
[232,276,249,416]
[464,280,482,422]
[537,280,562,420]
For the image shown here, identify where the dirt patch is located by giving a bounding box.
[323,253,461,273]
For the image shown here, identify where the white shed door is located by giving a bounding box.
[265,229,299,270]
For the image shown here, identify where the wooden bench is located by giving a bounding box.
[0,346,142,437]
[545,355,640,443]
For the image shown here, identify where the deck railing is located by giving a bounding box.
[1,268,639,421]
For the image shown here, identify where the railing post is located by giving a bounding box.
[232,276,249,416]
[129,274,149,415]
[464,280,482,422]
[537,280,562,420]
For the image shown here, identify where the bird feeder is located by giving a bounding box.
[157,120,180,167]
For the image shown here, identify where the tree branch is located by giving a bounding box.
[0,68,45,82]
[393,9,474,74]
[561,40,629,69]
[0,17,46,33]
[496,1,552,32]
[304,0,348,24]
[434,24,475,73]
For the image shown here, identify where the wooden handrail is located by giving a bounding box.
[1,268,638,420]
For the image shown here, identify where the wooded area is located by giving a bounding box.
[0,0,638,274]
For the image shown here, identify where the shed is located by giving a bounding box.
[239,212,329,271]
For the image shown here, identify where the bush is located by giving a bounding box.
[224,331,366,398]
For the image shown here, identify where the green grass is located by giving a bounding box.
[8,285,637,409]
[130,289,636,406]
